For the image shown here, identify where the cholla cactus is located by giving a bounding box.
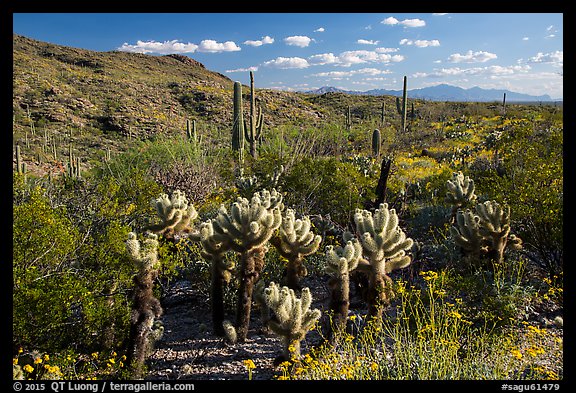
[446,171,477,219]
[353,203,414,321]
[125,232,163,379]
[271,209,322,289]
[196,221,234,336]
[263,282,321,363]
[325,232,364,333]
[148,190,198,238]
[210,189,283,342]
[452,201,522,269]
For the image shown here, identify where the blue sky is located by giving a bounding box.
[13,13,563,99]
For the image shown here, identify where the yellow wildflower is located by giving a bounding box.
[23,364,34,373]
[243,359,256,370]
[511,349,523,360]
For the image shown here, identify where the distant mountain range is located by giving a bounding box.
[305,84,560,102]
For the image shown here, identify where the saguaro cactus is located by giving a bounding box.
[263,282,321,363]
[231,81,245,164]
[125,232,164,379]
[345,105,352,131]
[270,209,322,290]
[147,190,198,239]
[245,71,264,159]
[353,203,414,321]
[210,189,283,342]
[325,233,364,333]
[396,76,408,132]
[450,200,522,269]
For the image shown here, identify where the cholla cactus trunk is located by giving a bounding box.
[125,233,163,379]
[325,235,363,335]
[235,246,267,341]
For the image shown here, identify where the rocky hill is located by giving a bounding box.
[12,34,338,175]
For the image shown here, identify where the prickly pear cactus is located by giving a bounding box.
[263,282,321,363]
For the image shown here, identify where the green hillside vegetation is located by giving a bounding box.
[13,34,563,381]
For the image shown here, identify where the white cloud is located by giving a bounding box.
[447,50,497,63]
[226,66,259,73]
[415,65,531,78]
[432,13,448,16]
[312,68,392,78]
[262,56,309,69]
[525,50,563,66]
[522,37,530,41]
[375,47,399,53]
[284,35,312,47]
[243,36,274,47]
[197,39,241,53]
[400,39,440,47]
[314,27,325,32]
[337,50,404,67]
[382,17,426,27]
[357,39,380,45]
[308,53,339,65]
[117,40,198,54]
[381,17,399,25]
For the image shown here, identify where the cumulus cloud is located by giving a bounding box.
[357,39,380,45]
[415,65,531,78]
[313,68,392,78]
[337,50,404,67]
[284,35,312,47]
[308,53,340,65]
[197,39,241,53]
[432,13,448,16]
[399,39,440,47]
[524,50,563,66]
[382,17,426,27]
[375,47,399,53]
[314,27,325,32]
[117,40,198,54]
[262,56,309,69]
[447,50,497,63]
[243,36,274,47]
[225,66,259,73]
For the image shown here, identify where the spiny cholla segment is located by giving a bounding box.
[150,190,198,236]
[126,232,160,272]
[353,203,414,273]
[263,282,321,360]
[325,233,364,276]
[276,209,322,257]
[211,189,283,251]
[446,171,477,208]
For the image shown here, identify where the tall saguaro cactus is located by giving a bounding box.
[210,189,284,342]
[125,232,164,379]
[263,282,321,363]
[396,76,408,132]
[353,203,414,322]
[245,71,264,159]
[270,209,322,290]
[371,129,381,158]
[231,81,245,164]
[325,233,364,334]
